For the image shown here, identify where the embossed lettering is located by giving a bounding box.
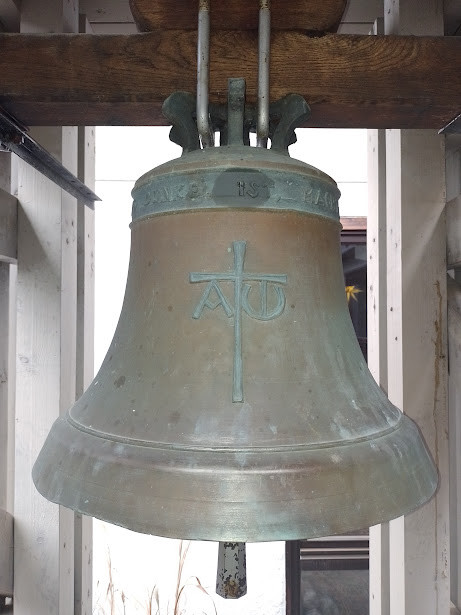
[304,186,337,213]
[192,280,233,319]
[237,181,268,199]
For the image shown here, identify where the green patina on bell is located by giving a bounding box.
[33,80,437,543]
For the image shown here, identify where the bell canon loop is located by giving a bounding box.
[33,85,438,543]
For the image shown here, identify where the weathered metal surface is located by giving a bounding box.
[216,542,247,599]
[190,240,287,402]
[196,0,213,148]
[257,0,271,147]
[132,144,339,220]
[33,137,437,542]
[162,89,310,154]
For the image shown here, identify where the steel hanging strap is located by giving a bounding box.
[197,0,214,147]
[257,0,271,148]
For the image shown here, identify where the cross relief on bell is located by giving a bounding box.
[190,240,287,402]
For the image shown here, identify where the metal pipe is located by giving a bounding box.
[197,0,214,147]
[257,0,271,148]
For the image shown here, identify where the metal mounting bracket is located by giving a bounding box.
[0,109,100,208]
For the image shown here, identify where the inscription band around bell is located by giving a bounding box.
[32,96,437,543]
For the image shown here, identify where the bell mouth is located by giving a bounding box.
[33,412,437,543]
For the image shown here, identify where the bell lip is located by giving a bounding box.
[33,413,438,543]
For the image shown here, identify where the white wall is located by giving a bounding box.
[291,128,368,217]
[92,126,367,615]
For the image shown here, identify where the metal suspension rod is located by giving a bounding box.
[257,0,271,148]
[197,0,214,147]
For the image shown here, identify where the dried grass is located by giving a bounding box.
[94,540,216,615]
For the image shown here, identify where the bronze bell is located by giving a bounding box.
[33,82,437,544]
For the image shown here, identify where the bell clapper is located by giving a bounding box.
[216,541,248,599]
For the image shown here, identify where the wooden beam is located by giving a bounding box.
[79,0,134,24]
[129,0,347,32]
[0,32,460,128]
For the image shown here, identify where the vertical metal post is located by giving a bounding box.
[197,0,214,147]
[257,0,271,148]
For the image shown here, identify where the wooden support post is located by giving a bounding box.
[384,4,449,613]
[0,259,14,599]
[386,131,449,614]
[383,5,449,612]
[385,132,449,615]
[14,136,78,615]
[368,18,390,613]
[73,36,95,607]
[13,2,83,614]
[447,132,461,612]
[368,123,390,615]
[0,138,16,604]
[0,262,11,512]
[448,277,461,611]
